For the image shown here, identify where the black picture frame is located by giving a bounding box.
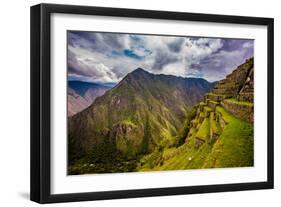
[30,3,274,204]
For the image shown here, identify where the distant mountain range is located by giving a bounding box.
[68,68,214,169]
[68,81,112,116]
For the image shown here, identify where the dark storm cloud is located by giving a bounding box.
[101,33,128,50]
[220,39,252,51]
[188,39,254,80]
[67,31,254,83]
[68,31,129,54]
[167,38,185,52]
[152,49,179,70]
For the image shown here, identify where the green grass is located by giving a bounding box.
[149,144,189,171]
[204,106,213,112]
[119,119,137,127]
[191,119,198,125]
[209,100,219,105]
[224,98,253,107]
[210,112,221,135]
[139,105,253,171]
[195,117,210,141]
[216,106,232,123]
[203,106,253,168]
[207,93,225,100]
[184,142,213,169]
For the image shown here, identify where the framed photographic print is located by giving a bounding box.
[30,3,274,203]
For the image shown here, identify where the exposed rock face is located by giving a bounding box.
[205,57,254,122]
[109,122,143,157]
[221,99,253,123]
[237,67,254,102]
[211,58,253,98]
[68,81,111,116]
[68,87,91,116]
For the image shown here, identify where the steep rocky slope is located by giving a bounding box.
[68,81,111,116]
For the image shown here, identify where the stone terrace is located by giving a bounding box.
[188,58,254,148]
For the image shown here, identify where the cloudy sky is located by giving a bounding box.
[67,31,253,83]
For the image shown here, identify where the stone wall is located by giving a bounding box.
[211,58,253,97]
[186,58,254,150]
[238,92,254,102]
[221,100,254,123]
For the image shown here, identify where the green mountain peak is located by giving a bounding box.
[68,68,214,174]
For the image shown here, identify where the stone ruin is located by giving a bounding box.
[189,58,254,149]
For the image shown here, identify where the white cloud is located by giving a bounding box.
[242,41,254,48]
[161,62,187,77]
[68,32,253,83]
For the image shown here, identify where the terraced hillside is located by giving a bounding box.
[137,58,254,171]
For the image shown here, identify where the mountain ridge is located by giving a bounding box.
[68,80,111,116]
[68,68,214,173]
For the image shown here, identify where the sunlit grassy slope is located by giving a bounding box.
[137,106,253,171]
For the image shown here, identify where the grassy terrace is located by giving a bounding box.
[209,100,219,105]
[138,105,253,171]
[210,112,221,135]
[191,119,198,124]
[199,112,204,118]
[195,118,210,142]
[206,93,220,101]
[216,106,231,124]
[204,106,213,112]
[187,127,197,139]
[199,102,206,106]
[224,98,253,107]
[203,106,253,168]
